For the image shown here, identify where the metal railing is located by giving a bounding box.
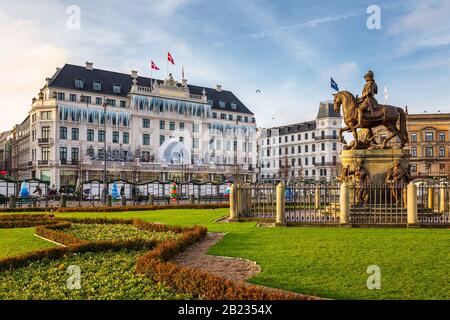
[417,183,450,224]
[349,183,407,224]
[285,182,340,224]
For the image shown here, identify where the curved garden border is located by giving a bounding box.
[0,214,317,300]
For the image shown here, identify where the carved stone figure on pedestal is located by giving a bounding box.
[351,160,370,206]
[385,160,410,206]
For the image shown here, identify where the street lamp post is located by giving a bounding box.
[102,98,108,204]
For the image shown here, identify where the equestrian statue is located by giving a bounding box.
[333,70,409,150]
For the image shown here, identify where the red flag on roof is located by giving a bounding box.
[151,60,160,71]
[168,52,175,65]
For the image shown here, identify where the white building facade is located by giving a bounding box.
[26,62,257,189]
[257,102,342,182]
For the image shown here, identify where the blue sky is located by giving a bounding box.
[1,0,450,131]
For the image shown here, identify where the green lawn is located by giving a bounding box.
[0,228,56,258]
[1,209,449,299]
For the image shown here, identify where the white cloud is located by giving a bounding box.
[389,0,450,54]
[325,62,359,83]
[0,18,68,131]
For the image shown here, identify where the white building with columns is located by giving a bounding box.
[24,62,257,189]
[257,102,342,182]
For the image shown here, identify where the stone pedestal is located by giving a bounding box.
[340,149,410,185]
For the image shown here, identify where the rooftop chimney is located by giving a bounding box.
[85,61,94,70]
[216,84,222,92]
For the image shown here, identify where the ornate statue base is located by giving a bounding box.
[340,149,410,185]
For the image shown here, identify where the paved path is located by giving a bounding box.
[171,232,322,299]
[172,232,261,282]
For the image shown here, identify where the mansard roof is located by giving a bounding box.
[48,64,254,115]
[317,101,341,119]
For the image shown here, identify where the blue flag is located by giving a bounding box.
[330,77,339,92]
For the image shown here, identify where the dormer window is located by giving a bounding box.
[208,99,213,105]
[219,100,226,108]
[231,102,237,110]
[93,81,102,91]
[75,78,84,89]
[112,84,121,94]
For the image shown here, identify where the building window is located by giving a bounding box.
[193,124,199,133]
[60,147,67,161]
[96,97,103,105]
[75,79,84,89]
[60,127,67,140]
[237,115,242,121]
[41,111,52,120]
[411,164,417,173]
[143,119,150,128]
[70,94,77,102]
[120,100,126,108]
[212,112,217,119]
[160,121,165,130]
[321,143,325,151]
[333,143,337,151]
[439,163,446,174]
[169,122,176,131]
[425,147,434,157]
[179,136,184,144]
[439,147,445,157]
[220,113,226,120]
[425,132,434,142]
[57,92,65,100]
[231,102,237,110]
[123,132,129,144]
[228,114,233,121]
[312,157,316,165]
[439,132,445,142]
[305,145,309,153]
[112,84,121,94]
[42,147,50,161]
[312,144,316,152]
[98,130,105,142]
[332,130,337,139]
[305,158,309,166]
[41,126,50,139]
[93,81,102,91]
[426,163,431,174]
[72,148,79,163]
[159,135,165,146]
[179,122,185,131]
[193,138,199,149]
[219,100,226,108]
[112,131,119,143]
[143,134,150,145]
[81,95,91,104]
[298,146,301,153]
[305,133,308,140]
[87,129,94,142]
[244,117,248,123]
[411,133,417,142]
[71,128,79,140]
[106,99,116,107]
[411,147,417,158]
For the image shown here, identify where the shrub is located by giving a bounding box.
[56,203,229,213]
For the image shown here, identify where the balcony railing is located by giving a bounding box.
[61,160,79,165]
[314,162,338,167]
[314,135,338,141]
[38,160,49,165]
[38,138,53,145]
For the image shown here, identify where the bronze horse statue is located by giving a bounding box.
[333,91,409,149]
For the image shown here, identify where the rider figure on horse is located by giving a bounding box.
[356,70,379,128]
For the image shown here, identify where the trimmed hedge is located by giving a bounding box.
[56,203,229,213]
[0,214,61,229]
